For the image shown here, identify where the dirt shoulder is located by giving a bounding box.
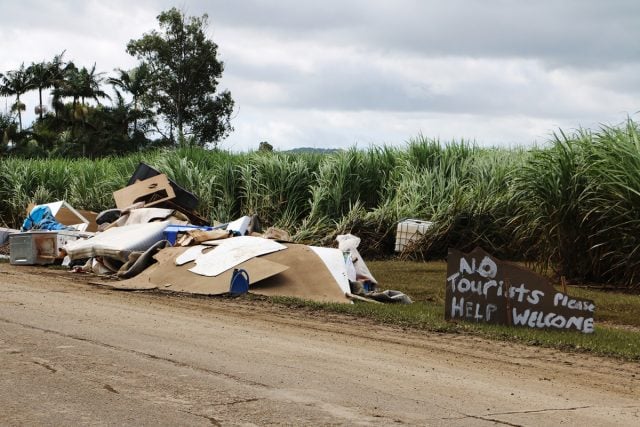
[1,262,639,425]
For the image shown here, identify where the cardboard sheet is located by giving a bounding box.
[309,246,351,295]
[189,236,286,277]
[113,174,176,209]
[95,242,351,304]
[175,245,209,265]
[91,276,159,291]
[446,247,596,333]
[251,244,351,303]
[114,246,289,295]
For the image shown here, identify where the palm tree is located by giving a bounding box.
[56,63,107,122]
[0,63,33,131]
[49,51,69,118]
[62,64,110,119]
[78,64,109,107]
[108,63,150,133]
[58,64,110,156]
[27,61,53,120]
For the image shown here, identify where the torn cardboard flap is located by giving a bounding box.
[113,174,176,209]
[189,236,287,277]
[187,229,230,244]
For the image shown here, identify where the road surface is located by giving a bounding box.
[0,263,638,426]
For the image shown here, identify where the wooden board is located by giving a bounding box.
[446,247,595,333]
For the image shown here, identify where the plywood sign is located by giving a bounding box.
[445,247,595,333]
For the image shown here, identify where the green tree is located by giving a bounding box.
[49,51,69,118]
[0,111,17,154]
[0,63,33,131]
[60,63,109,115]
[126,7,234,147]
[107,64,152,134]
[27,61,53,120]
[259,141,274,152]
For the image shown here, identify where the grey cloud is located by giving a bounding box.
[189,0,640,67]
[2,0,638,151]
[227,50,612,120]
[5,1,638,67]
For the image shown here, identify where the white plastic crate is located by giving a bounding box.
[394,219,433,252]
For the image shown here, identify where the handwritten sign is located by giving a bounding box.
[445,247,595,333]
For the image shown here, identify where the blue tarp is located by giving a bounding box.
[22,205,73,231]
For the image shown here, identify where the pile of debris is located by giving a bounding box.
[4,163,411,305]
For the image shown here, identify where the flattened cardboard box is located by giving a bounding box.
[113,174,176,209]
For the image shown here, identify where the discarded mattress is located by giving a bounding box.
[64,221,169,261]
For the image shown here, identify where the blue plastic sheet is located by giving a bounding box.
[22,205,73,231]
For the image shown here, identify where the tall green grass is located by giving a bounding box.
[1,118,640,289]
[513,119,640,288]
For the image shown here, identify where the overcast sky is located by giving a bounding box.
[1,0,639,151]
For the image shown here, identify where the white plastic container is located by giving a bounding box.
[394,219,433,252]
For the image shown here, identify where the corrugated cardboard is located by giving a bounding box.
[445,247,595,333]
[113,174,176,209]
[252,244,351,303]
[110,246,288,294]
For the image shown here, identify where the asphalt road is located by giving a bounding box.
[1,263,638,426]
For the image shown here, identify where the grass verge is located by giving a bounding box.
[270,260,640,361]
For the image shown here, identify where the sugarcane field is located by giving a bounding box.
[2,2,639,426]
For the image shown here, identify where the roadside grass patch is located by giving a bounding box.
[269,297,640,361]
[269,260,640,361]
[369,260,640,329]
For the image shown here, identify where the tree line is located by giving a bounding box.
[0,8,234,158]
